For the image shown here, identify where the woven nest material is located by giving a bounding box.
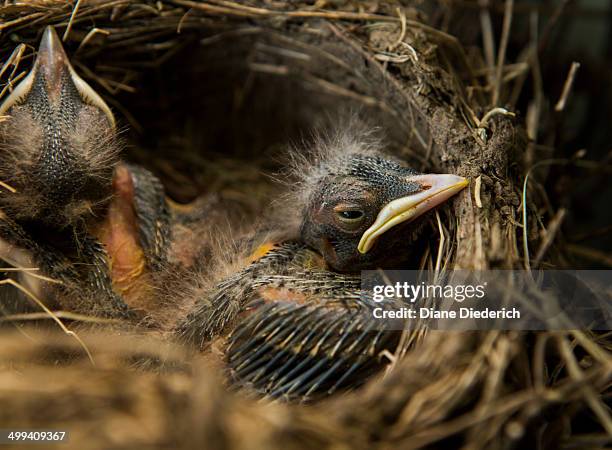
[0,1,610,449]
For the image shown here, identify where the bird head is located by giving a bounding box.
[0,26,119,229]
[297,130,468,272]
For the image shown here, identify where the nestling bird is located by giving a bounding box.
[0,27,117,228]
[177,126,468,400]
[0,27,176,320]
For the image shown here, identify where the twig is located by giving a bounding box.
[390,7,407,51]
[493,0,514,106]
[521,159,611,269]
[557,336,612,435]
[177,7,193,34]
[474,176,483,208]
[173,0,396,21]
[0,12,45,31]
[0,310,121,324]
[533,333,549,391]
[0,266,61,284]
[521,159,559,269]
[569,330,612,365]
[480,107,516,126]
[0,278,94,364]
[0,180,17,193]
[533,208,566,266]
[555,62,580,112]
[248,63,289,76]
[0,71,27,101]
[63,0,83,41]
[0,44,26,81]
[75,27,110,53]
[478,0,496,85]
[176,0,463,49]
[476,107,515,142]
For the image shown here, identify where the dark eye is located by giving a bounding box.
[333,205,365,230]
[338,210,363,220]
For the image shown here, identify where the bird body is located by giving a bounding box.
[176,127,468,400]
[0,28,181,321]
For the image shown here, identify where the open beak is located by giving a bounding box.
[0,26,115,127]
[357,174,469,254]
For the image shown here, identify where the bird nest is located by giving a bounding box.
[0,1,610,449]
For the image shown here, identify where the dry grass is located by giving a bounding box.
[0,1,610,449]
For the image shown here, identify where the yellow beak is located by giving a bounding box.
[357,174,468,254]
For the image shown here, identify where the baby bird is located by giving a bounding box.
[0,26,117,228]
[177,127,468,401]
[292,129,468,272]
[0,28,174,320]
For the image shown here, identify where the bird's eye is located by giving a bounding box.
[338,210,363,220]
[333,205,365,231]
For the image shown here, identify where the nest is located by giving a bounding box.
[0,1,610,449]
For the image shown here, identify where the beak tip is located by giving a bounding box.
[357,173,470,255]
[37,26,68,70]
[449,175,469,190]
[40,25,59,50]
